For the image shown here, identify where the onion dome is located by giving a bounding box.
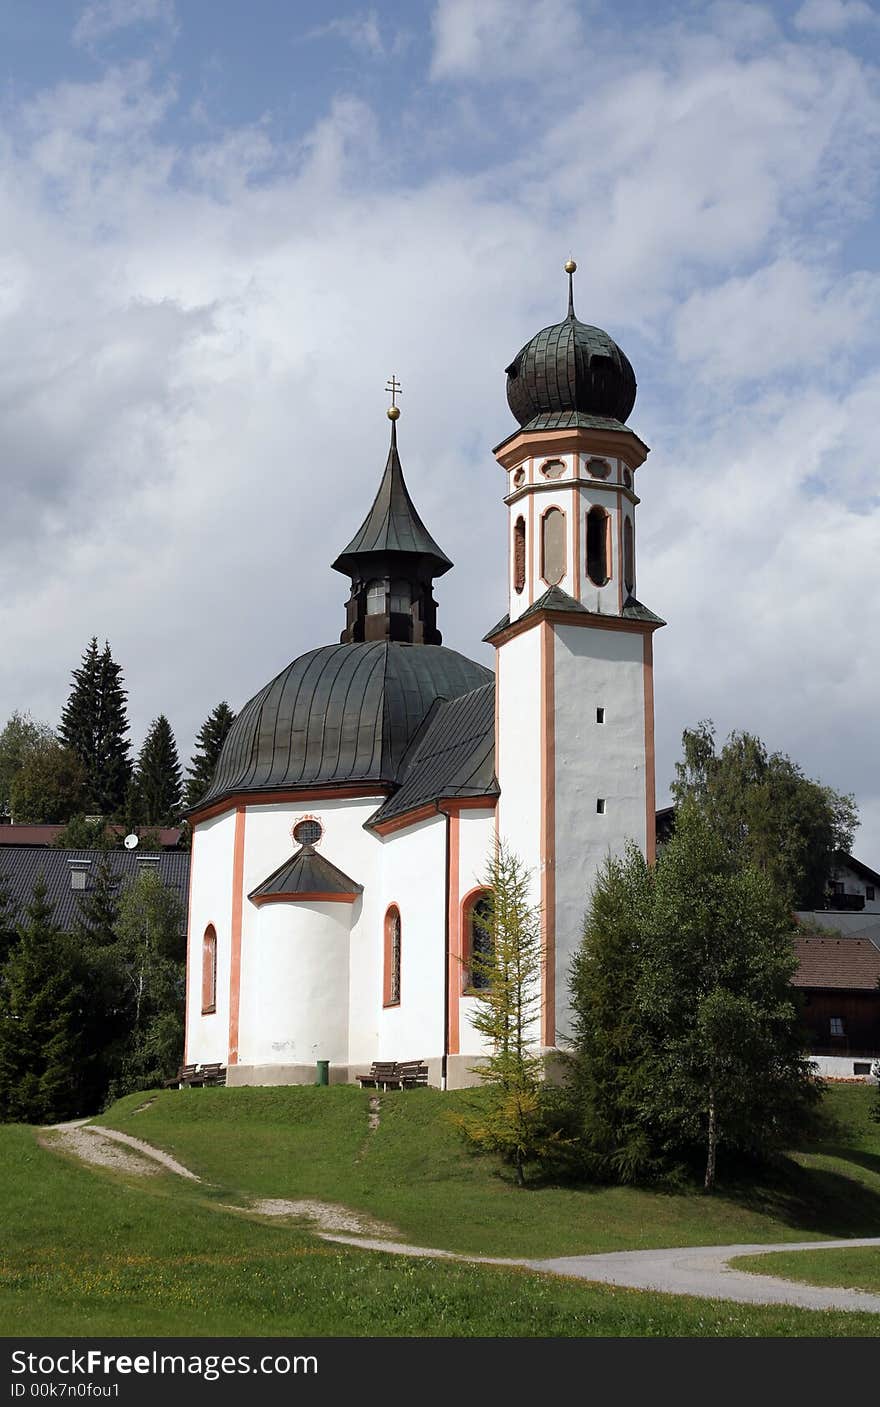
[195,641,491,811]
[505,261,636,430]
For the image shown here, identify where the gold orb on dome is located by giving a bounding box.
[387,405,401,420]
[564,258,577,274]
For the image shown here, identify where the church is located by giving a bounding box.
[183,264,664,1088]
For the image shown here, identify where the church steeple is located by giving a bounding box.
[332,385,452,645]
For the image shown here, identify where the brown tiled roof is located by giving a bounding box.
[0,825,182,848]
[794,936,880,991]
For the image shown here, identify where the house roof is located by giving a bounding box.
[248,845,362,903]
[0,847,190,933]
[793,936,880,991]
[836,852,880,889]
[0,825,183,849]
[369,683,498,827]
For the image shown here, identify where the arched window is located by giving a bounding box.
[366,580,386,615]
[623,517,634,594]
[513,516,526,595]
[463,890,493,992]
[389,580,411,615]
[201,924,217,1015]
[541,507,566,586]
[586,506,610,587]
[383,906,401,1007]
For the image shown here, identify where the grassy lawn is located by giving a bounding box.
[94,1082,880,1260]
[732,1246,880,1294]
[2,1123,879,1337]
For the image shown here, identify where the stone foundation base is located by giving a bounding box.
[226,1050,567,1090]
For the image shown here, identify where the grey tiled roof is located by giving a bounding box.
[248,845,362,901]
[332,421,452,578]
[0,847,190,934]
[484,585,665,641]
[196,642,492,811]
[369,683,498,826]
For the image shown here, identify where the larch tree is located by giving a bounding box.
[136,716,183,827]
[453,841,549,1186]
[59,639,132,816]
[184,702,236,808]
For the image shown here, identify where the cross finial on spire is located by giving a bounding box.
[564,258,577,319]
[385,374,402,420]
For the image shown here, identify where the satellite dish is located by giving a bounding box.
[123,833,139,850]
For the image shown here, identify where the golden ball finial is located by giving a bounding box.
[564,258,577,274]
[387,404,400,421]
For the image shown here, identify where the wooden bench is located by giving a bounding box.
[357,1061,402,1090]
[164,1062,227,1089]
[398,1060,429,1089]
[164,1063,198,1088]
[357,1060,429,1090]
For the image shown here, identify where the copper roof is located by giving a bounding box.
[793,936,880,991]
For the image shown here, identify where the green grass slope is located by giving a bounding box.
[96,1083,880,1259]
[732,1246,880,1293]
[1,1121,878,1337]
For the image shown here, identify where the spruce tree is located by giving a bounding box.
[59,638,132,816]
[136,716,183,826]
[0,878,93,1122]
[74,858,126,1105]
[184,702,236,807]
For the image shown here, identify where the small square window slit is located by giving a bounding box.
[596,798,606,814]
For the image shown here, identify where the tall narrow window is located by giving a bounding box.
[586,506,610,586]
[384,906,401,1006]
[541,507,566,586]
[623,516,634,594]
[201,924,217,1014]
[366,580,386,615]
[389,580,412,614]
[464,890,494,992]
[513,516,526,595]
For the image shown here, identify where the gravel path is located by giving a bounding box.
[321,1233,880,1312]
[43,1124,201,1181]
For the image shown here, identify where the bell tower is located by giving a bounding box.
[332,380,452,646]
[490,263,664,1053]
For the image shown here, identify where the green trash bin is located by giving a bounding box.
[315,1060,330,1086]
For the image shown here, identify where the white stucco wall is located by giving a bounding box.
[185,808,236,1066]
[809,1054,878,1080]
[456,807,497,1057]
[237,796,383,1072]
[495,627,543,903]
[553,621,648,1040]
[371,813,447,1066]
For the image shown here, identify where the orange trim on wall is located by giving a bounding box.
[494,425,649,472]
[250,890,360,906]
[643,633,657,865]
[183,824,197,1062]
[460,885,492,996]
[573,487,581,600]
[190,783,387,826]
[616,497,623,613]
[540,621,556,1047]
[447,810,461,1055]
[227,805,246,1066]
[372,802,440,837]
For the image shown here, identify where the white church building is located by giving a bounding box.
[184,264,664,1087]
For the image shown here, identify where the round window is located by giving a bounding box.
[293,819,322,847]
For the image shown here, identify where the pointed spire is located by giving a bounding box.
[332,416,452,578]
[565,257,577,320]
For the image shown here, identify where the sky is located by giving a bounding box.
[1,0,879,858]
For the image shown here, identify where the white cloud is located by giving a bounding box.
[429,0,584,79]
[306,11,385,58]
[794,0,877,34]
[73,0,177,49]
[2,6,880,867]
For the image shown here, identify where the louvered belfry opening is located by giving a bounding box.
[331,418,452,646]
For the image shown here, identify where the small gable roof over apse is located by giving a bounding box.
[248,845,363,905]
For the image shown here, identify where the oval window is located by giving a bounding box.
[293,818,323,847]
[540,459,565,480]
[587,457,612,480]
